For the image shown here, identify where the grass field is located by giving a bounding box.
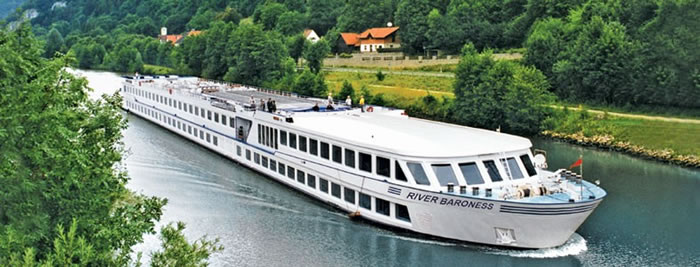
[324,71,455,105]
[331,64,459,73]
[608,118,700,156]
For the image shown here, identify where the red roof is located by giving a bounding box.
[340,33,360,46]
[358,27,399,39]
[161,34,183,43]
[187,30,202,37]
[303,29,314,37]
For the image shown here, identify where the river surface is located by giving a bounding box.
[79,70,699,266]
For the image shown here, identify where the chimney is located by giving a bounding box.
[161,27,167,36]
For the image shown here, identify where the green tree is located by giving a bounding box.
[44,28,65,58]
[286,34,308,62]
[276,11,308,36]
[224,24,289,86]
[336,0,396,32]
[425,9,461,54]
[303,39,330,74]
[523,17,568,79]
[307,0,344,35]
[453,43,553,134]
[0,24,221,266]
[255,2,288,31]
[216,7,242,25]
[151,222,223,267]
[292,69,318,96]
[338,80,356,102]
[395,0,436,53]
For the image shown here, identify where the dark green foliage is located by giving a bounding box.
[286,34,308,62]
[0,24,221,266]
[452,44,554,134]
[406,94,453,122]
[0,0,23,19]
[276,11,308,36]
[395,0,436,53]
[292,69,327,97]
[151,222,223,267]
[44,28,65,58]
[376,70,385,81]
[336,0,396,32]
[224,24,290,86]
[338,80,356,101]
[307,0,344,35]
[303,39,330,74]
[254,2,288,31]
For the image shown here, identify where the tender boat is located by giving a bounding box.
[120,75,606,248]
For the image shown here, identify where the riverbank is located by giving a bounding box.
[542,109,700,168]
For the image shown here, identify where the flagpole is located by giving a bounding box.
[579,155,583,200]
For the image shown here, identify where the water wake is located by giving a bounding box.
[487,233,587,258]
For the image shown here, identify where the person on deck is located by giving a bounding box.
[266,98,273,112]
[345,96,352,107]
[270,100,277,113]
[327,93,334,106]
[250,96,256,110]
[259,99,266,111]
[359,95,365,112]
[312,102,320,112]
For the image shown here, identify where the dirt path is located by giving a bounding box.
[323,67,455,78]
[550,105,700,124]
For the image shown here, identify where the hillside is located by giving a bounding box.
[6,0,699,112]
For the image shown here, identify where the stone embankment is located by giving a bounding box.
[541,131,700,168]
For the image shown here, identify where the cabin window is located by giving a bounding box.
[331,183,341,198]
[207,110,212,120]
[310,139,318,156]
[214,113,219,123]
[289,133,297,149]
[376,157,390,177]
[459,162,484,185]
[520,154,537,176]
[206,133,211,143]
[506,157,524,179]
[278,162,286,176]
[254,153,260,164]
[299,136,307,152]
[200,130,204,140]
[287,166,295,179]
[307,174,316,189]
[483,160,503,182]
[359,152,372,173]
[297,170,305,184]
[344,188,356,204]
[407,163,431,185]
[432,164,459,186]
[320,178,329,193]
[395,162,408,182]
[195,107,199,116]
[222,115,227,126]
[258,125,262,144]
[376,198,390,216]
[395,204,411,222]
[332,145,342,164]
[246,149,251,161]
[359,193,371,210]
[201,108,206,118]
[320,142,330,159]
[270,159,277,172]
[213,136,218,146]
[274,129,278,149]
[230,117,235,128]
[178,101,182,110]
[188,125,192,135]
[344,149,356,168]
[280,130,287,145]
[188,105,193,114]
[262,156,268,168]
[194,128,198,137]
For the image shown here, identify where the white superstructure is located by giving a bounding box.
[120,75,606,249]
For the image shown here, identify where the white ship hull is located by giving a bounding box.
[120,77,605,248]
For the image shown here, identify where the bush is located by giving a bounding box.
[376,70,385,81]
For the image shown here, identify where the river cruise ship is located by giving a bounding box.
[120,75,606,249]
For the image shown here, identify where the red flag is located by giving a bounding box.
[569,158,582,169]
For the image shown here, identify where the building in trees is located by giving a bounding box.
[158,27,203,46]
[338,26,400,53]
[303,29,320,43]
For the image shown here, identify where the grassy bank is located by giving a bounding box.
[543,108,700,167]
[324,71,455,105]
[330,64,459,73]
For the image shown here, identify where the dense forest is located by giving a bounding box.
[3,0,699,113]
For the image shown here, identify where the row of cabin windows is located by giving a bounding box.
[257,124,278,149]
[126,101,219,146]
[278,130,405,182]
[239,144,411,222]
[127,86,236,130]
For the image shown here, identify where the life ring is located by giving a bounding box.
[366,106,374,112]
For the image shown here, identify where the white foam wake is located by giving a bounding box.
[488,233,588,258]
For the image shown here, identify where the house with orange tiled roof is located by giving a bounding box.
[338,26,400,53]
[158,27,203,46]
